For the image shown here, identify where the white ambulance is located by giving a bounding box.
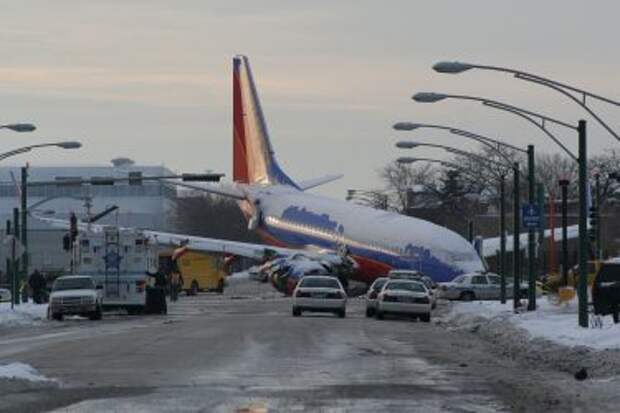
[73,226,159,314]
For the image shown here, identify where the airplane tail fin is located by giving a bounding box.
[232,55,297,188]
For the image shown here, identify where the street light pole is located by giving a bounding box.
[500,173,506,304]
[595,173,601,261]
[21,167,28,293]
[578,120,588,327]
[513,162,521,310]
[527,145,537,310]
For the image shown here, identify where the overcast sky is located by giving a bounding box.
[1,1,619,198]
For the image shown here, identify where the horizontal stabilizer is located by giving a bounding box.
[482,225,579,258]
[297,174,343,191]
[169,181,246,200]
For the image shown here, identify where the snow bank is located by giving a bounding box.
[446,298,620,350]
[0,362,53,382]
[0,302,48,327]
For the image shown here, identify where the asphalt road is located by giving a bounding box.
[0,284,603,412]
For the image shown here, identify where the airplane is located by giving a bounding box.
[38,55,520,294]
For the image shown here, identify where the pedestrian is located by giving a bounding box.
[28,269,47,304]
[169,263,181,302]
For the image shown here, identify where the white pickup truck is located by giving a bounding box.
[48,275,103,321]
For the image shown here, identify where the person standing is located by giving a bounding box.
[29,270,46,304]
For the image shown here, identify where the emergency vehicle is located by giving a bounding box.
[72,226,158,313]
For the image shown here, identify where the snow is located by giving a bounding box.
[0,362,54,382]
[446,298,620,350]
[0,302,48,327]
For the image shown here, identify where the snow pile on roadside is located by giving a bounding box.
[442,298,620,378]
[446,298,620,350]
[0,302,48,326]
[0,362,54,382]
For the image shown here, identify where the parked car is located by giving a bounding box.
[48,275,103,321]
[592,261,620,323]
[292,275,347,318]
[388,270,438,309]
[376,279,432,322]
[438,272,528,301]
[0,288,11,303]
[365,277,388,317]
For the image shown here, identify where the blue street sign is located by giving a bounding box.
[522,203,542,229]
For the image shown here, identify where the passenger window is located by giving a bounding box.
[471,275,488,285]
[488,276,500,285]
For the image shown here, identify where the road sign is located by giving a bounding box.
[522,203,542,229]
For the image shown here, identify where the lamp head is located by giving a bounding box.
[395,141,418,149]
[3,123,36,132]
[432,61,473,74]
[396,157,417,164]
[393,122,421,131]
[57,141,82,149]
[412,92,448,103]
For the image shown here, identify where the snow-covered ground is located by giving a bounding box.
[445,298,620,350]
[0,302,48,327]
[0,362,54,382]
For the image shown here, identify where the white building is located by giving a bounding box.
[0,165,177,275]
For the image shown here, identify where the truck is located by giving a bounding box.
[159,249,227,295]
[72,226,159,314]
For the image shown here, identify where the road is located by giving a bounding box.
[0,284,604,412]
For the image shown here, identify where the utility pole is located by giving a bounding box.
[21,166,28,285]
[595,173,601,261]
[12,208,20,305]
[499,174,506,304]
[6,220,12,309]
[577,120,588,328]
[527,145,536,311]
[513,162,521,310]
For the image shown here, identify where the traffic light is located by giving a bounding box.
[70,212,78,244]
[588,206,598,242]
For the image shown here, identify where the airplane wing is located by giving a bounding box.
[296,174,343,191]
[35,215,323,262]
[482,225,579,258]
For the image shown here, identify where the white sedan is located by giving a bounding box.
[376,279,432,322]
[292,275,347,318]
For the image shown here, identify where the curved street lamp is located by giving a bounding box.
[432,61,620,142]
[412,91,590,313]
[423,74,595,326]
[393,122,525,163]
[0,141,82,162]
[396,140,520,304]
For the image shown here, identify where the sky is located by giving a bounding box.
[0,0,619,198]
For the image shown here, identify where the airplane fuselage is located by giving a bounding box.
[245,185,485,286]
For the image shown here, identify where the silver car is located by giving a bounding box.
[439,272,527,301]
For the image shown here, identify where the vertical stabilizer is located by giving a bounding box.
[232,55,297,187]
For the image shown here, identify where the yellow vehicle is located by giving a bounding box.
[159,250,227,295]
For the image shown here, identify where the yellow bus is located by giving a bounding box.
[159,250,227,295]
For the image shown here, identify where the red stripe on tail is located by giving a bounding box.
[233,57,249,183]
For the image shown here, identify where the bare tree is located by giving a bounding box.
[173,195,263,243]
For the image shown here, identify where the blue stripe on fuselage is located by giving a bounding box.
[261,219,462,283]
